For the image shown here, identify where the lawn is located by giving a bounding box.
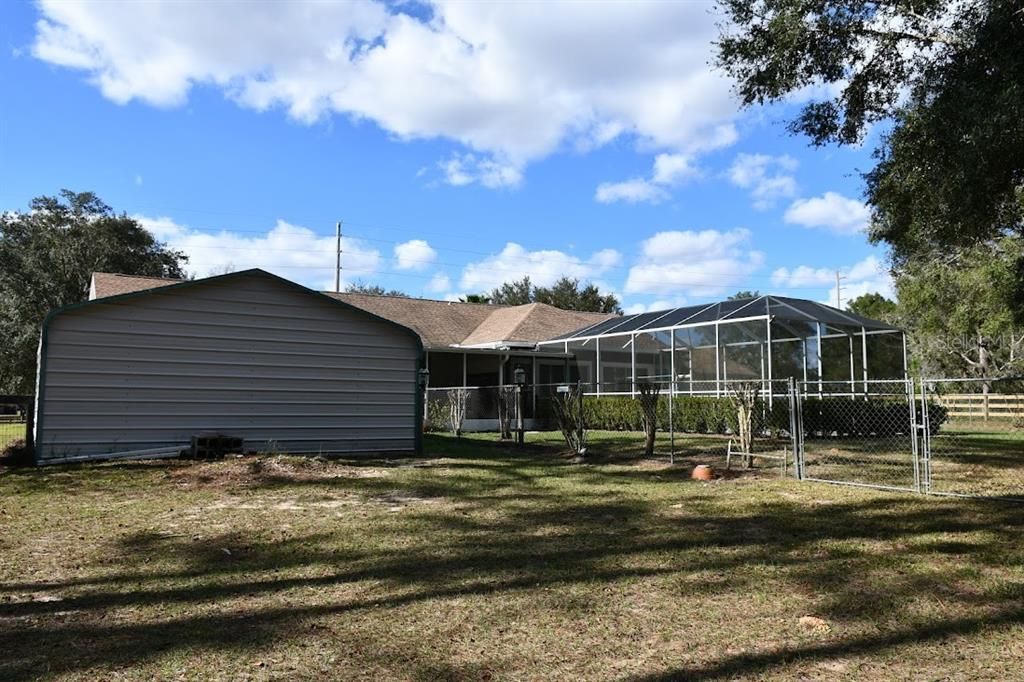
[1,431,1022,681]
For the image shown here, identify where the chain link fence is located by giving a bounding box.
[922,378,1024,500]
[0,395,33,462]
[424,379,797,472]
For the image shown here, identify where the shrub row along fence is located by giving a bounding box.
[426,377,1021,501]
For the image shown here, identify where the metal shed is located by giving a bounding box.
[33,269,424,464]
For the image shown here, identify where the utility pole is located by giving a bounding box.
[334,220,343,293]
[835,270,846,308]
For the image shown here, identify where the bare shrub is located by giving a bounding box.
[447,388,469,437]
[637,381,660,457]
[727,381,760,467]
[497,386,516,440]
[551,385,587,458]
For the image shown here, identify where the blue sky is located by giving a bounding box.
[0,0,892,313]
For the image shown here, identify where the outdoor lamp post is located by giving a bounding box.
[417,368,430,424]
[513,366,527,446]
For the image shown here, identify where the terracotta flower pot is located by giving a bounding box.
[691,464,714,481]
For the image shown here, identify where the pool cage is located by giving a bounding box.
[535,295,906,400]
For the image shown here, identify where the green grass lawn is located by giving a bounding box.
[1,431,1022,680]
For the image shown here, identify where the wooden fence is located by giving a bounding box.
[935,394,1024,421]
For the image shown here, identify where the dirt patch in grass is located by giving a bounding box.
[159,455,397,490]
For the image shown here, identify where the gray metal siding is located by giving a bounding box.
[36,273,420,461]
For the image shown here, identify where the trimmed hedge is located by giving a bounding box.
[432,391,949,438]
[802,398,947,437]
[580,395,786,435]
[578,395,947,437]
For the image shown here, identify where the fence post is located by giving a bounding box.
[24,396,34,458]
[577,379,584,452]
[668,378,675,464]
[908,377,922,493]
[788,377,802,480]
[919,379,932,494]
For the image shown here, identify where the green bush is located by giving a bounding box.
[801,398,947,437]
[424,395,449,433]
[583,395,783,435]
[580,394,946,437]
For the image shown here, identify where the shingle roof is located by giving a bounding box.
[460,302,611,347]
[325,291,500,348]
[90,272,182,299]
[89,272,616,349]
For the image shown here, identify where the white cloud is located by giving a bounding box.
[595,152,697,204]
[727,153,798,210]
[438,153,523,189]
[652,153,697,185]
[393,239,437,270]
[784,191,870,235]
[771,255,893,304]
[426,272,451,294]
[136,215,380,290]
[459,242,621,292]
[625,229,764,296]
[623,297,687,315]
[134,174,143,186]
[33,1,741,180]
[770,265,833,288]
[595,178,668,205]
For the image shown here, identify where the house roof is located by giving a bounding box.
[460,302,611,347]
[90,272,182,299]
[89,272,616,350]
[324,291,500,348]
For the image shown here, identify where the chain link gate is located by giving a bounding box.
[793,380,921,492]
[792,378,1024,501]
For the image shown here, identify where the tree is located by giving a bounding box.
[716,1,1024,269]
[344,281,407,297]
[489,275,622,313]
[728,290,760,300]
[534,277,621,313]
[896,237,1024,378]
[459,294,491,304]
[0,190,188,394]
[847,293,897,323]
[489,277,533,306]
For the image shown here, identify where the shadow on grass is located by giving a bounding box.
[1,436,1022,679]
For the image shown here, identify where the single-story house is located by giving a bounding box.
[33,269,905,464]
